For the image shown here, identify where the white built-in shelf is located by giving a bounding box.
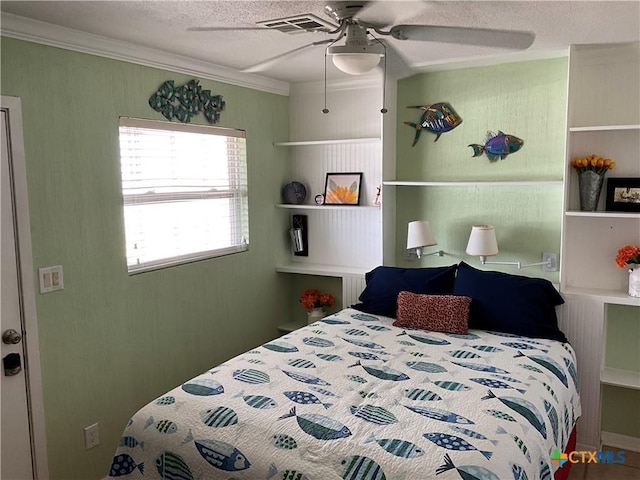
[278,319,307,333]
[383,180,563,187]
[275,204,380,210]
[276,262,369,277]
[601,367,640,390]
[561,286,640,307]
[569,124,640,132]
[274,137,381,146]
[565,211,640,219]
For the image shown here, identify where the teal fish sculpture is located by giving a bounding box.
[404,102,463,145]
[469,131,524,162]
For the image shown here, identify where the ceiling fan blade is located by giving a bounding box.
[356,1,432,29]
[241,39,334,73]
[390,25,535,50]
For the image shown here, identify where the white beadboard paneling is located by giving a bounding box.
[343,275,367,307]
[558,294,605,450]
[285,78,384,271]
[287,209,381,269]
[562,216,640,292]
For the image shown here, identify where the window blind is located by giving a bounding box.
[119,117,248,273]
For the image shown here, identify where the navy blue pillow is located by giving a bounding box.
[452,262,567,342]
[352,265,458,318]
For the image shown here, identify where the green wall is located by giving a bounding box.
[395,58,568,283]
[1,38,291,479]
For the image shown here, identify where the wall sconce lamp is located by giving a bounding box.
[465,225,556,270]
[407,221,445,259]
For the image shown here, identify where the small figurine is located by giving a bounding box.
[404,102,463,146]
[373,185,381,206]
[469,131,524,162]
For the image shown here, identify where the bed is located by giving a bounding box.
[108,262,581,480]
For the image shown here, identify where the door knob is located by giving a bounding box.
[2,329,22,345]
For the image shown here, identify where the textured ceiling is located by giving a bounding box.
[1,1,639,83]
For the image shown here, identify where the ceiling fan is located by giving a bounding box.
[190,1,535,76]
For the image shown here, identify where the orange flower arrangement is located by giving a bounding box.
[299,289,335,311]
[571,154,615,175]
[615,245,640,268]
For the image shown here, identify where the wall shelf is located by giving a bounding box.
[276,204,379,210]
[561,286,640,307]
[383,180,563,187]
[276,262,369,277]
[565,211,640,219]
[569,125,640,132]
[601,367,640,390]
[274,138,380,146]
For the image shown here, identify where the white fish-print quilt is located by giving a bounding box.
[109,308,581,480]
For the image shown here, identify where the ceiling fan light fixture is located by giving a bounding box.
[327,43,384,75]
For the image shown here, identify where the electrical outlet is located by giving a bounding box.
[543,252,558,272]
[84,423,99,449]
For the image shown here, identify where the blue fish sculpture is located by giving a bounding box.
[404,102,463,145]
[469,131,524,162]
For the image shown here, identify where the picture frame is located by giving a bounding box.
[605,177,640,212]
[323,172,363,206]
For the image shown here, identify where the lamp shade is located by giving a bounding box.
[466,225,499,256]
[407,221,437,250]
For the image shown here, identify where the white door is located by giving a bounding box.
[1,97,48,479]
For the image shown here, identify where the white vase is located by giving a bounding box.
[307,307,325,324]
[629,265,640,298]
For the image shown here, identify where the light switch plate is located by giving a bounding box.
[39,265,64,293]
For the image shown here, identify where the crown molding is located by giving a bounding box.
[0,13,290,96]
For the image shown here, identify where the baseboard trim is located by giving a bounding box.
[601,431,640,452]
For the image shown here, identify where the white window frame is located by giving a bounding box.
[119,117,249,274]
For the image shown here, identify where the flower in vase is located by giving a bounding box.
[615,245,640,268]
[299,289,335,311]
[571,154,615,175]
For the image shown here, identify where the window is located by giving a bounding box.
[119,117,248,273]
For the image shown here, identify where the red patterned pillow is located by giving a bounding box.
[393,291,471,334]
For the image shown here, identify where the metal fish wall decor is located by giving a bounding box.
[149,79,225,124]
[469,131,524,162]
[404,102,463,146]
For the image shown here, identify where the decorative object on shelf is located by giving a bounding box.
[406,221,444,259]
[290,214,308,257]
[605,177,640,212]
[323,172,362,205]
[468,131,523,162]
[403,102,462,145]
[466,225,555,270]
[300,289,335,324]
[615,245,640,298]
[148,79,225,124]
[373,185,382,206]
[571,154,615,211]
[315,194,325,205]
[282,181,307,204]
